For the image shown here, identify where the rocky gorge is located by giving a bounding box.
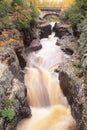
[0,13,87,130]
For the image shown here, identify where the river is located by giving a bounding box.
[17,22,76,130]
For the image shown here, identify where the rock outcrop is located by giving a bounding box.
[77,23,87,74]
[0,29,31,130]
[59,61,84,130]
[39,23,52,38]
[56,36,77,55]
[59,22,87,130]
[0,29,26,69]
[21,23,39,47]
[25,39,42,55]
[53,22,72,38]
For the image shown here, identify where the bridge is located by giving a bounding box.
[39,7,61,13]
[39,8,60,20]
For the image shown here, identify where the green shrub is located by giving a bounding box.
[29,3,40,23]
[60,9,69,20]
[75,0,87,15]
[2,108,15,121]
[83,31,87,43]
[0,15,9,29]
[2,96,15,108]
[14,8,32,30]
[0,0,40,30]
[68,11,83,26]
[61,0,87,26]
[11,0,24,8]
[0,0,10,29]
[13,2,40,31]
[0,1,8,17]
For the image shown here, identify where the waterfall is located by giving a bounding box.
[24,66,69,107]
[17,25,76,130]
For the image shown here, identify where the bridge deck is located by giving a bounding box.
[39,7,61,12]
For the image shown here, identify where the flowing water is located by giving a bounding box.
[17,24,76,130]
[27,32,70,74]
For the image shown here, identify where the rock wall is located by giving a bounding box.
[21,22,39,47]
[59,65,87,130]
[0,29,31,130]
[59,62,84,130]
[39,24,52,38]
[56,21,87,130]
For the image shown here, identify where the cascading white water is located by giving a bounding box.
[17,24,76,130]
[27,31,70,73]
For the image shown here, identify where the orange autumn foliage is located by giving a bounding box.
[15,4,21,11]
[60,0,73,8]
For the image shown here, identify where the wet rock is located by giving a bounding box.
[25,39,42,55]
[56,36,77,55]
[36,17,47,25]
[72,25,81,37]
[39,24,52,38]
[61,47,74,55]
[21,23,39,47]
[53,22,72,38]
[59,61,86,130]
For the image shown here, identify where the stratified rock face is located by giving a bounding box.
[0,29,31,130]
[0,29,26,69]
[39,24,52,38]
[21,22,39,47]
[59,61,86,130]
[53,22,72,38]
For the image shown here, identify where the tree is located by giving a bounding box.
[61,0,87,26]
[12,0,40,31]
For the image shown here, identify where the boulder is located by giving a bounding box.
[25,39,42,55]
